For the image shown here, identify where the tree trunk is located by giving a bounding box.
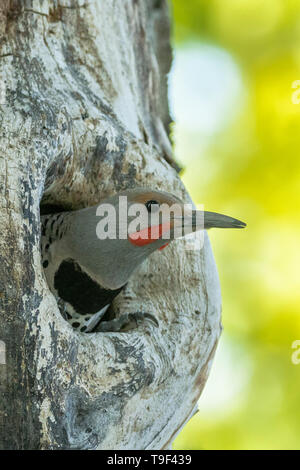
[0,0,222,450]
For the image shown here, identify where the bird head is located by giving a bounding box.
[69,188,246,289]
[119,188,246,247]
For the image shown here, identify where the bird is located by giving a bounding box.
[41,188,246,333]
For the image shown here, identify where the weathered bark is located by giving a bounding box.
[0,0,222,450]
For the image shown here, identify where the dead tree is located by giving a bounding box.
[0,0,222,449]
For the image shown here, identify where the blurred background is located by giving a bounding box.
[170,0,300,450]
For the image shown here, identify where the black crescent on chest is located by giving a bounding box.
[54,258,124,315]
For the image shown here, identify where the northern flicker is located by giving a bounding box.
[41,188,246,333]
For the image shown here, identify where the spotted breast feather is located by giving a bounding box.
[54,258,124,332]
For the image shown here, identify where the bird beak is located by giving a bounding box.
[192,210,246,230]
[171,209,246,235]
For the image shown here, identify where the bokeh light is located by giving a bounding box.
[171,0,300,450]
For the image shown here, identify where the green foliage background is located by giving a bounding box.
[171,0,300,450]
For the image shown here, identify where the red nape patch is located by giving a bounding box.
[128,223,171,247]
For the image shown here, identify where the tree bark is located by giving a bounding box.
[0,0,222,450]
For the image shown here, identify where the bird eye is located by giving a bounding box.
[145,200,159,212]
